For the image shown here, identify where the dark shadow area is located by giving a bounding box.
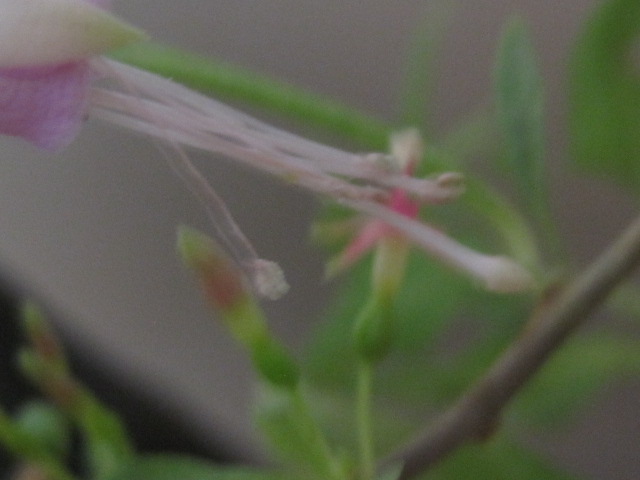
[0,277,237,477]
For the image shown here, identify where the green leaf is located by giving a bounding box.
[513,334,640,428]
[424,436,579,480]
[397,1,452,132]
[0,406,75,480]
[77,392,134,480]
[570,0,640,190]
[495,18,547,221]
[18,304,134,480]
[104,455,290,480]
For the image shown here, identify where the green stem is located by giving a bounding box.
[291,388,345,480]
[356,361,375,480]
[389,212,640,479]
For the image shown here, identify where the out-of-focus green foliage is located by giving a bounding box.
[495,19,547,219]
[14,401,71,461]
[423,435,579,480]
[513,334,640,428]
[17,304,134,480]
[255,385,346,480]
[570,0,640,190]
[104,455,292,480]
[396,2,452,133]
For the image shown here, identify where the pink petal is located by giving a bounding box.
[0,62,92,150]
[327,220,390,276]
[388,188,419,219]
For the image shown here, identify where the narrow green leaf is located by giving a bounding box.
[77,392,135,480]
[104,455,290,480]
[495,18,547,219]
[397,1,452,132]
[570,0,640,190]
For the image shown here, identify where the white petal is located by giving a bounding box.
[0,0,145,67]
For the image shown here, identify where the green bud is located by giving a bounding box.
[178,226,298,387]
[372,239,410,298]
[177,226,271,347]
[251,335,300,390]
[178,226,251,313]
[353,295,395,364]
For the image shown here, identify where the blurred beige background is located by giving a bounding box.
[0,0,637,477]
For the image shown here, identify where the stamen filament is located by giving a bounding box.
[90,59,463,203]
[90,59,289,299]
[343,199,534,293]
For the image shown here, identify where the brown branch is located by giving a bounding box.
[388,213,640,479]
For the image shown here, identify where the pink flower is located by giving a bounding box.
[0,0,143,149]
[322,130,534,293]
[0,2,532,297]
[327,130,425,275]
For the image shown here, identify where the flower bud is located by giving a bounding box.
[178,226,249,313]
[178,226,300,388]
[250,335,300,390]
